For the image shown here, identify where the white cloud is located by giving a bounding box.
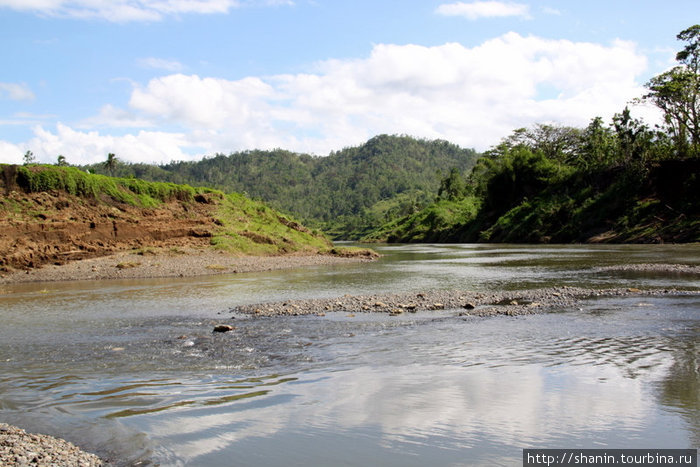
[436,1,531,20]
[18,123,198,165]
[0,82,35,101]
[137,57,185,72]
[0,32,653,164]
[0,0,292,22]
[78,104,156,129]
[0,140,24,164]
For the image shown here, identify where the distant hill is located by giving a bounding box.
[82,135,480,239]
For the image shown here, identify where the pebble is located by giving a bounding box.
[0,423,103,466]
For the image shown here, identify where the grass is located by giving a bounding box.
[4,164,211,208]
[209,192,333,256]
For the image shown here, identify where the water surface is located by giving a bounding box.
[0,244,698,466]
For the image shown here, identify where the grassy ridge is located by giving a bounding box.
[7,164,203,207]
[212,192,332,255]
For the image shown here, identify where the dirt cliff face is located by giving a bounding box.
[0,190,218,271]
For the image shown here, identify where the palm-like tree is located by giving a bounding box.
[104,153,118,176]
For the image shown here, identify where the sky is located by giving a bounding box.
[1,1,698,166]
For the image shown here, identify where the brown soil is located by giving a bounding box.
[0,248,374,284]
[0,190,219,273]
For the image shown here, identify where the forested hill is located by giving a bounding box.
[83,135,479,238]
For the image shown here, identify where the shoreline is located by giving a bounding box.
[0,247,378,285]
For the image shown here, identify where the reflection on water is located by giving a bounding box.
[0,244,698,466]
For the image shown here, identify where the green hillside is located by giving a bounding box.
[82,135,479,239]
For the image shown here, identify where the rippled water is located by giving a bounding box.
[0,244,698,466]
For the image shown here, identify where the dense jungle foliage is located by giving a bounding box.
[365,26,700,243]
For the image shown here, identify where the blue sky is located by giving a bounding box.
[1,1,698,165]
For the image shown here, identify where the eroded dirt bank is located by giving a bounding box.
[0,190,217,272]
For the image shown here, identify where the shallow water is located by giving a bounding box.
[0,244,698,466]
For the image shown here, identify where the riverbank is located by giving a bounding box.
[0,247,378,284]
[0,423,103,466]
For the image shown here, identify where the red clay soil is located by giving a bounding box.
[0,190,218,272]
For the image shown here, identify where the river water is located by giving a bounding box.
[0,244,698,466]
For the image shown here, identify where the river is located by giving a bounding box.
[0,244,698,466]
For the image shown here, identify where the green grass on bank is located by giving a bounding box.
[211,192,332,255]
[3,164,207,208]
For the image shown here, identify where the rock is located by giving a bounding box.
[463,302,476,310]
[374,301,388,308]
[432,303,445,310]
[628,287,642,293]
[213,324,235,333]
[389,309,403,316]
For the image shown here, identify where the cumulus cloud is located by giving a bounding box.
[0,32,652,164]
[0,0,291,22]
[22,123,198,165]
[0,82,35,101]
[436,1,531,20]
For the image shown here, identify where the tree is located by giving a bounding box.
[104,153,118,175]
[497,124,583,164]
[56,155,68,166]
[438,168,466,201]
[23,150,35,165]
[580,117,616,169]
[641,25,700,157]
[611,107,656,167]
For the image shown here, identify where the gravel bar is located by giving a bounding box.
[231,286,696,317]
[594,263,700,274]
[0,423,103,466]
